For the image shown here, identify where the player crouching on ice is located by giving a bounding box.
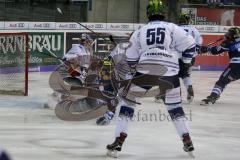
[106,0,196,158]
[95,59,116,125]
[45,33,93,109]
[96,42,133,125]
[200,27,240,105]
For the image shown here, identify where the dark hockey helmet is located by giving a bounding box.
[147,0,166,20]
[224,27,240,41]
[179,13,190,25]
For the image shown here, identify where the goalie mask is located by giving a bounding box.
[224,27,240,42]
[80,33,93,46]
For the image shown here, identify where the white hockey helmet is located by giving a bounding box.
[80,33,93,44]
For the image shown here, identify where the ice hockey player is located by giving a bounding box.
[106,0,196,157]
[0,148,11,160]
[95,58,116,125]
[155,13,203,103]
[45,33,93,108]
[96,42,130,125]
[63,33,93,84]
[200,27,240,105]
[178,13,203,103]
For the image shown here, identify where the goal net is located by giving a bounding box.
[0,33,28,96]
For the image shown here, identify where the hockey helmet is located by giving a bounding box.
[224,27,240,41]
[103,60,112,66]
[80,33,93,44]
[146,0,166,18]
[179,13,190,25]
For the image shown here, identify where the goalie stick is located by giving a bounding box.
[41,47,64,62]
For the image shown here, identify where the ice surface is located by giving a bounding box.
[0,71,239,160]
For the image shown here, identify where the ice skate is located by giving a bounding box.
[96,111,114,126]
[187,85,194,103]
[106,132,127,158]
[182,133,195,158]
[154,95,164,103]
[200,95,218,106]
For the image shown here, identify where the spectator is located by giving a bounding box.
[207,0,230,5]
[207,0,221,4]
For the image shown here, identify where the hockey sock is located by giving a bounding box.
[167,104,190,137]
[211,85,222,98]
[183,77,192,89]
[115,106,134,137]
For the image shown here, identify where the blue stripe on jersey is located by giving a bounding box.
[182,46,196,55]
[139,59,179,69]
[127,61,138,66]
[140,59,179,66]
[182,53,194,58]
[126,57,139,61]
[212,88,222,95]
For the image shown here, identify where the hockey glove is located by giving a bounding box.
[178,62,192,78]
[96,111,114,126]
[199,46,210,54]
[68,68,81,77]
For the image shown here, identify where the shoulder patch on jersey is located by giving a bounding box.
[78,45,83,49]
[216,46,222,51]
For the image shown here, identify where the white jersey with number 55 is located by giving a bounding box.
[126,21,196,76]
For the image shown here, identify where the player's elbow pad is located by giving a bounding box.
[127,60,138,67]
[182,46,195,58]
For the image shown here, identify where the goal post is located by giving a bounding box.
[0,32,28,96]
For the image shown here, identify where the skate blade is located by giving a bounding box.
[106,150,118,158]
[187,97,193,104]
[187,152,195,159]
[200,101,210,106]
[43,103,50,109]
[155,99,163,103]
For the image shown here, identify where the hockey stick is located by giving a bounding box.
[36,42,68,67]
[198,37,224,54]
[57,8,98,36]
[41,47,64,62]
[206,37,224,46]
[109,35,117,46]
[56,8,115,43]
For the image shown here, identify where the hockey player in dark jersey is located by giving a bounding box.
[0,148,11,160]
[200,27,240,105]
[95,59,116,125]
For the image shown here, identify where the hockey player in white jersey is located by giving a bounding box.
[63,33,93,84]
[106,0,196,157]
[45,33,93,109]
[178,13,202,103]
[155,13,203,103]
